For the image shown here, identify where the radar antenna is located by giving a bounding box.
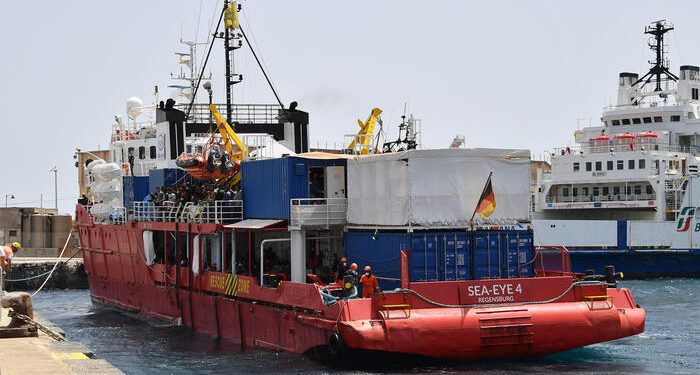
[632,20,679,91]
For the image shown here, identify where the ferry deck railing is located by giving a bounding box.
[545,193,656,204]
[289,198,348,229]
[178,103,282,125]
[553,143,696,156]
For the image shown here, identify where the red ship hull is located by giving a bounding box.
[76,206,645,360]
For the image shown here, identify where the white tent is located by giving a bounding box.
[346,148,531,226]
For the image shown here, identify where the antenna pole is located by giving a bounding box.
[224,0,233,124]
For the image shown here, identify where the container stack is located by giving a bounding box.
[343,149,533,290]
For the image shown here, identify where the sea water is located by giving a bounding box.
[31,279,700,374]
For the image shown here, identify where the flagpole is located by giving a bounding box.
[470,171,494,224]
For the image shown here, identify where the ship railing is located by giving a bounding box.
[545,193,656,204]
[553,144,695,156]
[178,103,282,125]
[533,246,575,277]
[132,200,243,224]
[289,198,348,229]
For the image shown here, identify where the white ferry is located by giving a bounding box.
[533,20,700,277]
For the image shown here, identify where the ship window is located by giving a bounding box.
[582,187,589,196]
[593,187,600,196]
[671,115,681,122]
[186,145,192,153]
[595,161,602,171]
[613,186,620,196]
[632,118,641,124]
[149,146,156,159]
[626,186,631,195]
[693,88,699,100]
[617,160,624,170]
[655,159,660,170]
[573,162,580,172]
[572,187,578,197]
[611,119,621,126]
[654,116,663,122]
[602,186,609,196]
[563,187,569,197]
[585,162,592,171]
[634,185,641,195]
[646,185,653,194]
[643,117,653,123]
[628,160,635,169]
[607,161,613,170]
[138,146,146,160]
[622,119,631,125]
[638,159,646,169]
[8,230,17,237]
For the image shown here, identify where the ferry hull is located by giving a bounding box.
[569,249,700,278]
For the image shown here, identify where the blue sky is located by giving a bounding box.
[2,0,700,213]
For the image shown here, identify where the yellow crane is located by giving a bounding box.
[347,108,382,155]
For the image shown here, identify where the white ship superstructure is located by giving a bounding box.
[535,21,700,223]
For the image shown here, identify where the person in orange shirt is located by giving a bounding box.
[359,265,380,298]
[1,242,21,290]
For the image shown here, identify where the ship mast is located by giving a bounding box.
[221,0,243,124]
[633,20,679,92]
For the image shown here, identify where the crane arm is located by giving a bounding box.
[210,104,248,159]
[347,107,382,154]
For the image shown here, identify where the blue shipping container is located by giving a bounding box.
[411,232,471,282]
[344,231,410,291]
[122,176,149,211]
[473,230,533,279]
[148,168,185,191]
[241,156,347,220]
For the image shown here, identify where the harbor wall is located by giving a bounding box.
[4,260,88,292]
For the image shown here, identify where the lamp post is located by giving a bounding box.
[4,194,14,208]
[49,166,58,210]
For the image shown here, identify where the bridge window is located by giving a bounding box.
[138,146,146,160]
[607,161,613,170]
[617,160,624,170]
[671,115,681,122]
[611,119,621,126]
[573,162,580,172]
[595,161,602,171]
[628,160,635,169]
[654,116,663,122]
[622,119,631,125]
[149,146,156,159]
[643,117,652,123]
[638,159,646,169]
[632,118,641,124]
[585,162,592,172]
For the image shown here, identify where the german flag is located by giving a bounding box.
[475,176,496,218]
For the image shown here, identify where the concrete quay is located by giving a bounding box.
[0,308,122,374]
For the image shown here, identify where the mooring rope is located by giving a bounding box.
[30,228,74,297]
[5,250,82,283]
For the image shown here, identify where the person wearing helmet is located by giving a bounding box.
[335,257,349,283]
[1,242,21,290]
[359,265,381,298]
[340,263,359,298]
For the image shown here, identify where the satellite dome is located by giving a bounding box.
[126,97,144,120]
